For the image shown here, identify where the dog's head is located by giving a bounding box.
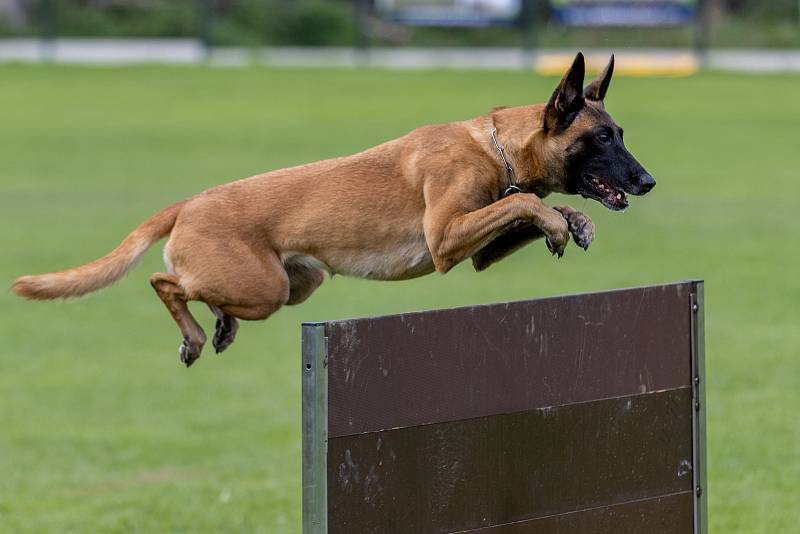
[540,52,655,211]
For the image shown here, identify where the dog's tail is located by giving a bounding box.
[12,200,186,300]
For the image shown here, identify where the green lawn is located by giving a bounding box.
[0,65,798,533]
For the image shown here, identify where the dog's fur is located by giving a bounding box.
[12,52,654,366]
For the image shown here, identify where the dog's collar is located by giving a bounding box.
[490,128,521,198]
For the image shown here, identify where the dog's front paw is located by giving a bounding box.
[542,215,569,258]
[567,212,595,250]
[555,207,595,251]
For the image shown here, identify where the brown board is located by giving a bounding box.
[459,492,695,534]
[302,281,707,534]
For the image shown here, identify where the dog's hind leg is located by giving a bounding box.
[208,304,239,354]
[159,233,291,363]
[284,257,325,306]
[150,273,207,367]
[206,252,290,322]
[173,241,290,325]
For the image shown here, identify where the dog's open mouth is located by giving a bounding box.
[580,173,628,211]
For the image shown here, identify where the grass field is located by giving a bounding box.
[0,64,798,533]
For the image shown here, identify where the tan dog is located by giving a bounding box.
[13,52,654,367]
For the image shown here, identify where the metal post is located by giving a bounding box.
[354,0,370,66]
[520,0,537,70]
[40,0,57,62]
[197,0,212,61]
[693,0,711,66]
[690,281,708,534]
[302,324,328,534]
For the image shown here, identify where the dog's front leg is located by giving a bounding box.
[471,206,596,271]
[471,222,544,272]
[424,192,569,274]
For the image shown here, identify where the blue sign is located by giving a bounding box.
[551,1,696,27]
[376,0,523,27]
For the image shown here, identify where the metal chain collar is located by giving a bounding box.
[490,128,521,197]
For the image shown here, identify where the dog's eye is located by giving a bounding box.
[597,132,611,144]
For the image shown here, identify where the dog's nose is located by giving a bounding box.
[638,173,656,194]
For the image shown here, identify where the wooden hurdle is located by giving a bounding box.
[302,281,707,533]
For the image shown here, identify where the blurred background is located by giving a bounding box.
[1,1,799,533]
[0,0,799,67]
[0,0,798,47]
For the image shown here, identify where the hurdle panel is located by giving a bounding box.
[302,281,707,534]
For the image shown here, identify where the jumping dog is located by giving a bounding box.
[13,52,655,367]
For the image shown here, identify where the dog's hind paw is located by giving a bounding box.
[213,316,239,354]
[179,339,203,367]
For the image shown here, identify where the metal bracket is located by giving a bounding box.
[302,324,328,534]
[689,281,708,534]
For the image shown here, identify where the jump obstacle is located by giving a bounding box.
[302,281,707,533]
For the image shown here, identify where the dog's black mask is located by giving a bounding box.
[564,122,655,211]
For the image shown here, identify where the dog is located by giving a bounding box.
[12,52,654,367]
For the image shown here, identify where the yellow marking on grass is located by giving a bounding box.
[535,52,699,77]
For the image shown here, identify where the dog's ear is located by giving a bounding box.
[544,52,586,131]
[584,54,614,102]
